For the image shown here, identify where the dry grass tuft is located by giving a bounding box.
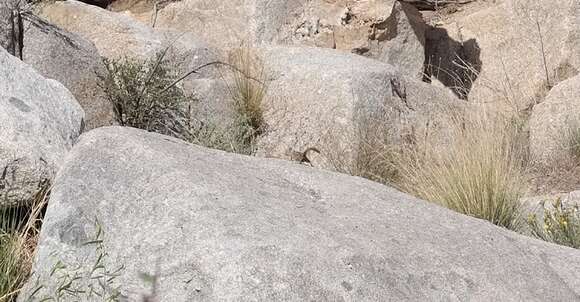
[226,45,267,136]
[565,123,580,162]
[0,182,49,302]
[393,112,528,230]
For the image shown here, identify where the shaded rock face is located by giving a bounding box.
[364,1,427,79]
[530,74,580,165]
[0,0,23,58]
[19,126,580,301]
[0,47,84,208]
[22,16,114,129]
[78,0,113,8]
[362,1,482,99]
[422,24,482,100]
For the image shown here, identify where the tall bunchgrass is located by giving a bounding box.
[0,183,49,302]
[394,112,528,230]
[226,45,267,137]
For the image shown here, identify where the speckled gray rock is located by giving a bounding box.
[20,126,580,301]
[23,16,114,129]
[0,47,84,208]
[369,1,427,79]
[530,74,580,165]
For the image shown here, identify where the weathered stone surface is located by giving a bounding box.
[256,46,462,170]
[149,0,308,49]
[0,0,23,58]
[134,0,398,52]
[437,0,580,109]
[19,126,580,301]
[530,74,580,165]
[22,16,114,129]
[37,0,218,66]
[185,78,236,129]
[37,0,161,59]
[0,47,84,208]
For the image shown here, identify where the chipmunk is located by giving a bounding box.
[288,147,321,166]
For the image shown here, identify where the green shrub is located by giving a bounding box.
[394,113,527,231]
[22,221,125,302]
[99,52,188,136]
[528,197,580,249]
[0,234,29,302]
[99,51,259,155]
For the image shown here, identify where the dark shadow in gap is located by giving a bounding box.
[423,27,482,100]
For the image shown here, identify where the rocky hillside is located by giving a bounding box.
[0,0,579,301]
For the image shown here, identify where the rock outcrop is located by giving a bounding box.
[436,0,580,109]
[256,46,463,171]
[19,126,580,301]
[0,47,84,208]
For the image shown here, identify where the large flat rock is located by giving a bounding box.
[20,126,580,301]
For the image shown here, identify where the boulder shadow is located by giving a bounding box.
[422,26,482,100]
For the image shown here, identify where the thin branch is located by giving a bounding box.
[535,18,551,89]
[158,61,265,95]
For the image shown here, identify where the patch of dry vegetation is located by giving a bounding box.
[528,197,580,249]
[326,107,398,185]
[0,183,49,302]
[225,44,267,139]
[565,123,580,162]
[99,48,266,155]
[393,112,528,230]
[336,106,529,231]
